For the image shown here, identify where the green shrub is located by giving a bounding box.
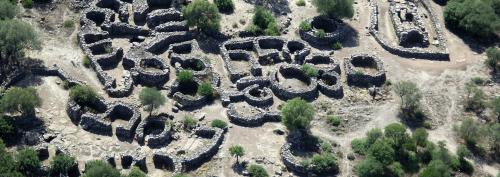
[252,6,280,36]
[315,29,326,38]
[214,0,234,12]
[0,20,41,60]
[211,119,227,129]
[172,174,188,177]
[22,0,34,8]
[69,85,99,105]
[388,162,404,177]
[63,20,74,28]
[464,81,486,112]
[16,148,41,176]
[351,138,368,155]
[366,128,383,145]
[419,160,451,177]
[0,116,15,139]
[326,115,341,126]
[0,0,18,20]
[485,47,500,73]
[492,96,500,119]
[307,153,338,174]
[301,64,319,77]
[247,164,269,177]
[197,82,215,98]
[394,81,423,121]
[0,140,23,177]
[312,0,354,19]
[0,87,41,116]
[177,70,194,83]
[50,154,76,176]
[83,56,91,68]
[127,167,146,177]
[320,141,333,153]
[83,160,120,177]
[368,139,395,165]
[454,118,487,146]
[413,128,428,146]
[331,41,342,50]
[299,21,312,31]
[183,115,198,130]
[471,77,485,85]
[183,0,221,32]
[280,98,315,133]
[264,22,279,36]
[296,0,306,6]
[355,157,384,177]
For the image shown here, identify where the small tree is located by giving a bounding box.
[0,87,41,116]
[464,81,486,112]
[312,0,354,19]
[413,128,428,146]
[139,87,166,117]
[485,47,500,73]
[69,85,100,105]
[454,118,487,146]
[177,70,194,84]
[0,140,22,177]
[182,0,221,33]
[252,6,279,36]
[16,148,41,176]
[307,153,338,174]
[301,64,319,77]
[50,154,76,176]
[229,145,245,163]
[0,19,42,61]
[83,160,120,177]
[280,98,315,134]
[419,160,451,177]
[214,0,234,13]
[368,139,395,165]
[247,164,269,177]
[355,157,384,177]
[394,81,423,120]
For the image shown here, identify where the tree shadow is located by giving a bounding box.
[342,23,360,48]
[444,25,499,54]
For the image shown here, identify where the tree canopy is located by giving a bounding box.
[247,164,269,177]
[50,154,76,176]
[0,19,42,60]
[280,98,315,133]
[16,148,41,176]
[0,87,41,116]
[485,47,500,73]
[139,87,166,116]
[0,0,17,20]
[182,0,221,33]
[69,85,100,105]
[444,0,500,38]
[312,0,354,19]
[251,6,280,36]
[82,160,121,177]
[229,145,245,163]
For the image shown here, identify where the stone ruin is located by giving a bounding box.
[389,0,429,47]
[299,16,348,46]
[368,0,449,60]
[345,54,386,87]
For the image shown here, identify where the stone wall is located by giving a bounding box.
[345,54,386,87]
[299,16,348,46]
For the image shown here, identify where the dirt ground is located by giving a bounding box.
[13,0,500,176]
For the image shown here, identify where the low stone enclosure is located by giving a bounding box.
[345,54,386,87]
[299,16,349,46]
[368,0,449,60]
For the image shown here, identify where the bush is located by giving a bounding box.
[127,167,146,177]
[485,47,500,73]
[388,162,404,177]
[331,41,342,50]
[82,56,91,68]
[315,29,326,38]
[280,98,315,133]
[326,115,341,126]
[247,164,268,177]
[0,20,41,60]
[83,160,120,177]
[454,118,487,146]
[0,116,15,139]
[368,139,395,165]
[307,153,338,174]
[0,140,23,177]
[351,138,368,155]
[211,119,227,129]
[301,64,319,77]
[197,82,215,98]
[22,0,34,8]
[413,128,428,146]
[50,154,76,176]
[419,160,451,177]
[492,96,500,119]
[16,148,41,176]
[464,81,487,112]
[182,0,221,32]
[214,0,234,12]
[252,6,280,36]
[356,157,384,177]
[139,87,166,116]
[69,85,99,105]
[444,0,500,38]
[63,20,74,28]
[177,70,194,83]
[471,77,485,85]
[296,0,306,6]
[384,123,409,146]
[394,81,423,121]
[312,0,354,19]
[299,21,312,31]
[183,115,198,130]
[0,87,41,116]
[0,0,18,20]
[366,128,383,145]
[172,174,188,177]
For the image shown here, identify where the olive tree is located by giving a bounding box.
[0,19,42,63]
[280,98,315,134]
[394,81,423,120]
[312,0,354,19]
[0,87,41,117]
[182,0,221,33]
[139,87,166,117]
[229,145,245,163]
